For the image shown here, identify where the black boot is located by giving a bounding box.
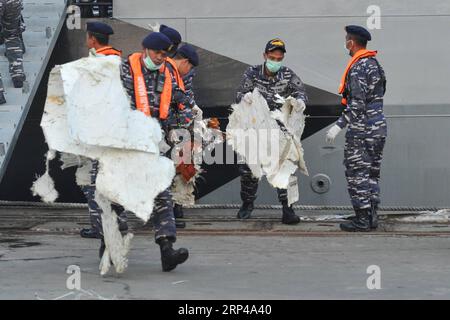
[340,209,371,232]
[13,78,24,89]
[99,238,106,259]
[0,92,6,105]
[174,204,184,218]
[175,220,186,229]
[281,202,300,225]
[370,202,379,229]
[237,201,254,219]
[118,220,128,232]
[80,228,100,239]
[159,238,189,272]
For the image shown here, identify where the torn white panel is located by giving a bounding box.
[60,153,86,170]
[226,89,308,194]
[171,174,196,206]
[31,151,58,203]
[75,158,93,187]
[38,56,175,223]
[60,56,162,153]
[96,193,134,276]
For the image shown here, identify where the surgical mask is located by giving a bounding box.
[345,40,353,55]
[144,51,162,71]
[265,59,282,73]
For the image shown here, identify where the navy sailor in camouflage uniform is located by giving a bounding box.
[325,25,387,232]
[159,24,193,229]
[235,38,308,225]
[0,0,26,105]
[120,32,193,271]
[79,22,128,243]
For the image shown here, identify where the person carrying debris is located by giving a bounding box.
[157,23,222,229]
[120,32,194,271]
[235,38,308,225]
[325,25,387,232]
[164,43,200,229]
[0,0,26,104]
[79,21,129,243]
[158,24,193,228]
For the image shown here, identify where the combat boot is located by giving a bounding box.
[174,204,184,218]
[281,202,300,225]
[370,202,379,230]
[340,209,371,232]
[118,220,128,232]
[0,92,6,105]
[99,238,106,259]
[175,220,186,229]
[80,227,100,239]
[13,78,23,89]
[159,238,189,272]
[237,201,254,219]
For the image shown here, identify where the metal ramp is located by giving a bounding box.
[0,0,67,182]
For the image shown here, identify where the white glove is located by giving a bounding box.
[148,22,161,32]
[192,105,203,119]
[325,124,342,144]
[243,92,253,104]
[274,94,286,105]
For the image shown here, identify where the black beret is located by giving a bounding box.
[265,38,286,53]
[160,24,182,46]
[86,21,114,36]
[345,25,372,41]
[142,32,173,51]
[177,44,199,66]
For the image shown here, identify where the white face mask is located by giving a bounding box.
[143,49,163,71]
[345,40,353,54]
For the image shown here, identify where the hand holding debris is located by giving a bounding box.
[243,92,253,104]
[274,93,286,105]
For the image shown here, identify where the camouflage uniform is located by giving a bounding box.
[120,56,193,243]
[81,160,128,238]
[337,56,387,210]
[235,64,308,203]
[0,0,25,93]
[183,68,196,105]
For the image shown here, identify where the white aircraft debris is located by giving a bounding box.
[32,55,175,275]
[226,89,308,205]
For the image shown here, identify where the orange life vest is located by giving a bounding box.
[165,57,186,111]
[128,52,173,119]
[338,49,377,106]
[96,46,122,57]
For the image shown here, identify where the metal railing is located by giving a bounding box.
[69,0,113,18]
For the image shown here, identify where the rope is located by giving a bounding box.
[0,200,446,212]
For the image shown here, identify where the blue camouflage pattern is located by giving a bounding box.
[338,56,387,210]
[120,55,195,242]
[236,64,307,204]
[236,64,308,110]
[0,0,25,93]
